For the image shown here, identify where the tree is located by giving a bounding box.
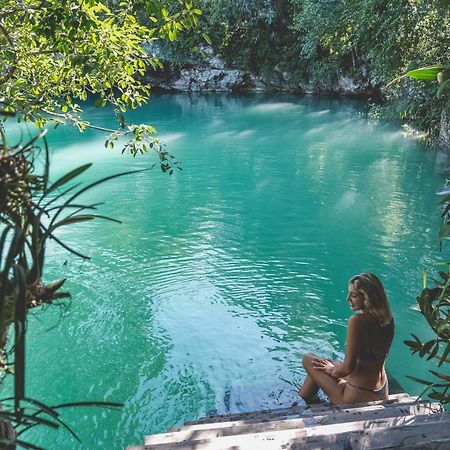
[0,0,203,157]
[0,1,202,447]
[291,0,450,138]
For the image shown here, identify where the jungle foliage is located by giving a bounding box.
[0,0,202,156]
[0,0,201,447]
[293,0,450,141]
[162,0,450,142]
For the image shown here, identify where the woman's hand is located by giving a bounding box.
[312,358,337,377]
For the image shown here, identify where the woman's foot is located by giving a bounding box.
[303,392,324,405]
[298,386,323,405]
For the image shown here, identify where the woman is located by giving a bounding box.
[300,273,394,405]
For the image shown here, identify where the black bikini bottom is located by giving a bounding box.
[345,379,388,400]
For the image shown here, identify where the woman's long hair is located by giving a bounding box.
[349,273,393,326]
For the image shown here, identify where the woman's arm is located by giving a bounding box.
[331,315,362,378]
[314,315,362,378]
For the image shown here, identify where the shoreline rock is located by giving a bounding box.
[145,65,380,97]
[143,52,379,97]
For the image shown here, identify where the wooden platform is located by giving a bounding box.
[128,393,449,449]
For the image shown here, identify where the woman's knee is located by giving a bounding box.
[302,353,317,369]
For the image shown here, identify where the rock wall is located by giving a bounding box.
[144,50,378,97]
[144,64,300,93]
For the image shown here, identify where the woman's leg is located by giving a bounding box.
[299,373,320,402]
[300,353,346,405]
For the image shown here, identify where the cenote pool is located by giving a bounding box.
[8,93,448,448]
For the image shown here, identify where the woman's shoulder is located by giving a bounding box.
[349,313,365,321]
[348,313,366,327]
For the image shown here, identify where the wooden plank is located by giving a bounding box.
[401,438,450,449]
[145,402,441,446]
[182,393,411,427]
[169,395,424,434]
[134,413,450,450]
[348,416,450,449]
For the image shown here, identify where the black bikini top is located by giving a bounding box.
[358,315,394,362]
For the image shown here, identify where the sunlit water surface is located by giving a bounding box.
[6,93,448,448]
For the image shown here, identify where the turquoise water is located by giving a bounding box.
[7,93,447,448]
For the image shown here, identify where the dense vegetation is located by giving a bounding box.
[161,0,450,144]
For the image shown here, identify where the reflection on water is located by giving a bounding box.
[12,93,445,449]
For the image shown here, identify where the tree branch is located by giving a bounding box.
[41,109,121,134]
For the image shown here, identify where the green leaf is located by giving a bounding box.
[439,223,450,241]
[0,408,59,429]
[429,391,450,402]
[438,341,450,367]
[426,343,440,361]
[42,230,90,260]
[48,168,149,231]
[42,182,82,210]
[52,215,96,228]
[419,340,436,357]
[44,279,66,294]
[47,163,93,194]
[0,227,11,265]
[438,271,450,282]
[202,32,212,45]
[13,264,27,409]
[22,128,48,150]
[429,370,450,382]
[50,400,123,409]
[404,339,421,352]
[87,214,122,224]
[406,65,447,80]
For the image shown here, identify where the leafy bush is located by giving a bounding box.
[406,270,450,404]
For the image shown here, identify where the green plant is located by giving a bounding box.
[0,127,151,448]
[403,65,450,99]
[0,0,202,157]
[405,268,450,404]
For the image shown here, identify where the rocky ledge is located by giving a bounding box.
[143,51,379,97]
